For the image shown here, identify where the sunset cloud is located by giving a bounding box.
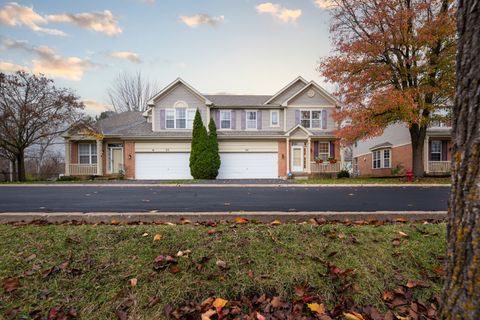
[108,51,142,63]
[47,10,122,36]
[313,0,336,9]
[1,38,96,80]
[179,14,224,27]
[256,2,301,23]
[83,99,112,114]
[0,61,29,73]
[0,2,65,36]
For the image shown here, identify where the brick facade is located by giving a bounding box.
[123,141,135,179]
[355,144,412,177]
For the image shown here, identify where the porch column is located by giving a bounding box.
[306,137,311,173]
[65,140,71,176]
[286,138,290,174]
[96,140,103,176]
[425,136,429,174]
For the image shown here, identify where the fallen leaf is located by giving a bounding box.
[398,231,408,237]
[129,278,138,287]
[142,232,149,237]
[308,303,326,315]
[213,297,228,311]
[271,296,283,308]
[207,229,217,235]
[216,259,228,269]
[201,309,216,320]
[234,217,249,224]
[270,220,282,225]
[147,296,159,308]
[343,311,366,320]
[383,291,394,302]
[169,266,181,274]
[256,312,266,320]
[25,253,37,261]
[153,234,162,241]
[111,219,120,225]
[396,217,409,223]
[392,239,401,246]
[2,277,20,293]
[406,280,417,288]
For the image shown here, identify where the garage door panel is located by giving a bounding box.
[218,153,277,179]
[135,153,192,180]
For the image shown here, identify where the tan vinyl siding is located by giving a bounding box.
[268,80,306,105]
[214,109,283,132]
[219,141,277,152]
[135,142,191,153]
[288,87,333,106]
[153,83,207,131]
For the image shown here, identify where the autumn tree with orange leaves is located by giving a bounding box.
[319,0,456,177]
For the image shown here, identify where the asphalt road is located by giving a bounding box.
[0,186,449,212]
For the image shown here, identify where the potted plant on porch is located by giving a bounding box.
[328,157,337,164]
[315,156,324,164]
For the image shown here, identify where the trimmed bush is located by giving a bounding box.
[337,169,350,178]
[189,110,210,179]
[206,118,221,179]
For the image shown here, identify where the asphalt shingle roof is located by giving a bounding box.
[204,95,273,107]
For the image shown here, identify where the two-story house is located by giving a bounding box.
[63,76,341,180]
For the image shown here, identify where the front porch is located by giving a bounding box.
[285,125,341,177]
[425,135,451,175]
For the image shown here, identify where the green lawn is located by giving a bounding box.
[0,223,445,319]
[295,177,451,184]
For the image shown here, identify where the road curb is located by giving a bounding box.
[0,183,451,188]
[0,211,447,224]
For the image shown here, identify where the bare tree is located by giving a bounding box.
[107,71,158,112]
[0,71,84,181]
[441,0,480,318]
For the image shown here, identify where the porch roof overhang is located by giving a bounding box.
[284,124,313,137]
[369,142,393,151]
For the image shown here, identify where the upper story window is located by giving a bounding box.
[271,110,279,127]
[301,110,322,129]
[220,110,231,129]
[430,120,451,128]
[165,102,196,129]
[79,143,97,165]
[372,149,391,169]
[246,111,257,129]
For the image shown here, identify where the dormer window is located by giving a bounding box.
[165,101,196,129]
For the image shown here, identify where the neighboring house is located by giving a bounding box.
[351,122,452,177]
[63,76,342,180]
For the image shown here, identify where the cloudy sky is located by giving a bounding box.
[0,0,333,114]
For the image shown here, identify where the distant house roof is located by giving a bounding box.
[93,111,145,135]
[204,95,273,107]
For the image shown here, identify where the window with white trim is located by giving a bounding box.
[246,111,257,129]
[317,142,329,161]
[79,143,97,165]
[372,148,391,169]
[430,141,442,161]
[270,110,279,127]
[300,110,322,128]
[165,108,196,129]
[220,110,231,129]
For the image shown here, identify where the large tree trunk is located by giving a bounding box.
[409,125,427,177]
[16,151,26,182]
[441,0,480,318]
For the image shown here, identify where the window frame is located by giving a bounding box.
[430,140,442,161]
[270,110,279,127]
[246,110,258,130]
[78,143,97,165]
[316,142,330,161]
[300,109,323,129]
[372,148,391,169]
[220,110,232,130]
[164,107,196,129]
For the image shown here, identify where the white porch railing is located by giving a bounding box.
[428,161,450,173]
[69,164,97,176]
[311,162,341,173]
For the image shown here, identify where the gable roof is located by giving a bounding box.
[264,76,308,105]
[205,94,274,107]
[282,81,338,106]
[284,124,313,137]
[147,78,212,106]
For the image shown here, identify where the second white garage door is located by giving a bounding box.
[218,153,278,179]
[135,153,192,180]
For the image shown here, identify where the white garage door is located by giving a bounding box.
[218,153,278,179]
[135,153,192,180]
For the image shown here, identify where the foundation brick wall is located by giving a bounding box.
[124,141,135,179]
[278,140,287,177]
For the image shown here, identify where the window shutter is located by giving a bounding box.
[428,141,432,161]
[329,141,335,158]
[322,110,327,129]
[314,141,319,158]
[215,110,220,127]
[231,111,236,129]
[241,111,246,130]
[442,141,448,161]
[257,111,262,129]
[160,109,165,130]
[295,110,300,125]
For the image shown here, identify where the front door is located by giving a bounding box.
[109,147,124,174]
[291,146,304,172]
